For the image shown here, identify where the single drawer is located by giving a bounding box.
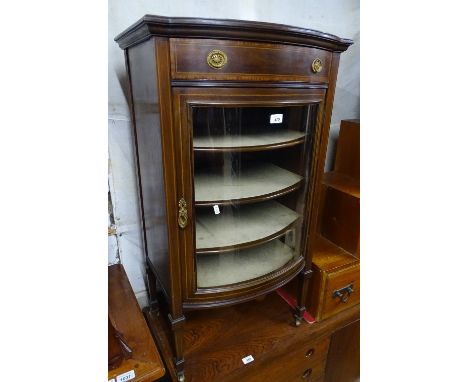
[285,361,326,382]
[170,38,332,83]
[232,336,330,382]
[281,342,329,382]
[322,264,360,320]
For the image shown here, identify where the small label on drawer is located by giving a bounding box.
[242,355,254,364]
[116,370,135,382]
[109,379,116,382]
[213,204,220,215]
[270,114,283,124]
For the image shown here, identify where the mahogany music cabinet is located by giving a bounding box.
[115,15,352,381]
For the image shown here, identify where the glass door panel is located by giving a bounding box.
[192,105,318,288]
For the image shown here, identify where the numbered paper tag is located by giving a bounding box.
[270,114,283,124]
[213,205,220,215]
[116,370,135,382]
[242,355,254,365]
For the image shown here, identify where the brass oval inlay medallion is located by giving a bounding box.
[311,58,323,73]
[207,49,228,69]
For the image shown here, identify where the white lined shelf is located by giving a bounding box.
[195,163,303,205]
[195,200,299,253]
[196,239,295,287]
[193,130,306,151]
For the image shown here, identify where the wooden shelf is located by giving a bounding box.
[197,239,295,287]
[322,171,360,198]
[312,235,359,272]
[195,163,303,205]
[193,129,306,152]
[196,200,299,253]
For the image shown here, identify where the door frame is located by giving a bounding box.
[171,86,327,309]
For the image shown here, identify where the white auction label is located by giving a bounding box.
[116,370,135,382]
[213,205,220,215]
[242,355,254,364]
[270,114,283,124]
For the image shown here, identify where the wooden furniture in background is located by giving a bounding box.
[145,291,359,382]
[309,236,360,321]
[108,264,165,382]
[115,16,352,381]
[108,316,133,370]
[320,119,360,256]
[309,119,360,321]
[333,119,360,181]
[325,320,360,382]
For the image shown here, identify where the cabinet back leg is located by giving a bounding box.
[145,261,160,313]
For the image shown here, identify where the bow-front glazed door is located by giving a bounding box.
[172,86,326,309]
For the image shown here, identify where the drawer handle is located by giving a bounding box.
[178,198,188,229]
[332,283,354,303]
[302,368,312,379]
[305,348,315,357]
[311,58,323,73]
[207,49,228,69]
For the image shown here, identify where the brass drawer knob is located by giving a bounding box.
[311,58,323,73]
[207,49,228,69]
[302,368,312,379]
[305,348,315,357]
[178,198,188,229]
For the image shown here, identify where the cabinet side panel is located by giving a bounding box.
[128,39,170,296]
[307,52,341,263]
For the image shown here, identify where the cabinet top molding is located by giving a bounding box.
[115,15,353,52]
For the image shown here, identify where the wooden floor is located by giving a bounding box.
[144,290,359,382]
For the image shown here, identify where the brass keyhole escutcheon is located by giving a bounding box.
[311,58,323,73]
[207,49,228,69]
[178,198,188,229]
